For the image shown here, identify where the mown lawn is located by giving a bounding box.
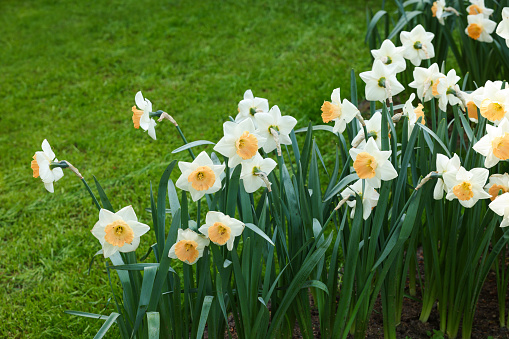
[0,0,373,337]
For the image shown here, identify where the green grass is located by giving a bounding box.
[0,0,373,337]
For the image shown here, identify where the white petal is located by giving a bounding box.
[103,243,119,258]
[135,91,145,109]
[41,139,56,160]
[116,205,138,222]
[118,237,141,253]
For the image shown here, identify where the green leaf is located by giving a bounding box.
[132,266,158,337]
[301,280,329,294]
[365,10,387,43]
[147,312,160,339]
[171,140,215,154]
[387,11,422,40]
[65,310,110,321]
[93,312,120,339]
[295,125,334,134]
[93,176,114,212]
[156,161,177,257]
[196,296,214,339]
[416,123,452,157]
[322,173,359,202]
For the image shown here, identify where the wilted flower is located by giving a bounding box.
[444,167,491,208]
[198,211,244,251]
[472,118,509,168]
[485,173,509,201]
[340,179,380,220]
[132,91,157,140]
[349,137,398,189]
[467,0,494,17]
[409,63,444,102]
[465,14,496,42]
[235,89,269,126]
[436,69,463,112]
[359,60,405,102]
[255,105,297,154]
[169,229,210,265]
[176,151,225,201]
[489,192,509,227]
[91,206,150,258]
[31,139,64,193]
[496,8,509,47]
[434,153,461,199]
[240,153,277,193]
[351,111,384,149]
[371,39,406,73]
[320,88,359,133]
[214,119,267,168]
[400,24,435,66]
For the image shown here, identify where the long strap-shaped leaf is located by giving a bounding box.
[93,312,120,339]
[196,296,214,339]
[131,266,158,337]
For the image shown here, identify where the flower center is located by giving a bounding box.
[249,107,257,116]
[188,166,216,191]
[492,133,509,160]
[235,131,259,160]
[208,222,232,245]
[131,106,144,129]
[321,101,342,123]
[353,152,378,179]
[104,220,134,247]
[467,23,482,40]
[413,41,422,50]
[378,77,386,88]
[488,184,509,201]
[431,2,438,17]
[468,4,482,15]
[480,99,505,122]
[414,104,426,124]
[431,79,441,96]
[31,154,40,178]
[174,240,199,263]
[383,56,392,65]
[467,101,479,121]
[452,181,474,201]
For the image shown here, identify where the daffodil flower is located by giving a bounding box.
[340,179,380,220]
[175,151,225,201]
[214,119,267,168]
[431,0,446,25]
[489,192,509,227]
[465,14,496,42]
[496,8,509,47]
[400,24,435,66]
[371,39,406,73]
[409,63,444,102]
[31,139,64,193]
[168,229,210,265]
[360,60,405,103]
[472,118,509,168]
[240,153,277,193]
[403,93,425,137]
[349,137,398,189]
[462,87,484,123]
[320,88,359,133]
[132,91,157,140]
[473,80,509,124]
[91,206,150,258]
[198,211,244,251]
[254,105,297,154]
[436,69,463,112]
[434,153,461,199]
[467,0,494,17]
[485,173,509,201]
[351,111,384,150]
[444,167,491,208]
[235,89,269,126]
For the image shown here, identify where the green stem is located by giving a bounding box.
[81,178,101,210]
[175,125,196,159]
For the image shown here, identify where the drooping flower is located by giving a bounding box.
[400,24,435,66]
[465,14,496,42]
[91,206,150,258]
[472,118,509,168]
[431,0,446,25]
[132,91,157,140]
[403,93,425,136]
[240,153,277,193]
[349,137,398,189]
[371,39,406,73]
[351,111,384,149]
[485,173,509,201]
[436,69,463,111]
[444,167,491,208]
[409,63,445,102]
[255,105,297,153]
[169,228,210,265]
[235,89,269,126]
[31,139,64,193]
[340,179,380,220]
[433,153,461,199]
[175,151,225,201]
[467,0,494,17]
[496,8,509,47]
[213,119,267,168]
[359,60,405,102]
[320,88,359,133]
[489,192,509,227]
[198,211,245,251]
[473,80,509,124]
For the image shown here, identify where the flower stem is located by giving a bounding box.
[81,178,101,210]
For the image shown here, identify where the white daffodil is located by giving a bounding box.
[467,0,494,17]
[371,39,406,73]
[485,173,509,201]
[31,139,64,193]
[235,89,269,126]
[175,151,225,201]
[489,193,509,227]
[444,167,491,208]
[132,91,157,140]
[434,153,461,199]
[240,153,277,193]
[409,63,445,102]
[340,179,380,220]
[496,8,509,47]
[351,111,384,150]
[255,105,297,154]
[431,0,447,25]
[436,69,463,112]
[472,118,509,168]
[359,60,405,102]
[213,119,267,168]
[349,137,398,189]
[320,88,359,133]
[169,228,210,265]
[462,86,484,123]
[198,211,245,251]
[400,24,435,66]
[473,80,509,124]
[91,206,150,258]
[403,93,426,137]
[465,14,496,42]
